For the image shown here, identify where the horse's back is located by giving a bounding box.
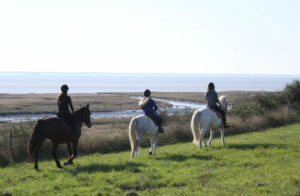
[35,116,69,140]
[193,108,221,128]
[193,108,216,119]
[131,115,158,135]
[38,116,64,126]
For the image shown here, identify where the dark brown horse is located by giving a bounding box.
[28,104,92,170]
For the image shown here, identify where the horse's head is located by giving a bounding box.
[219,95,227,112]
[78,104,92,128]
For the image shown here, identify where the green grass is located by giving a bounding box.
[1,123,300,196]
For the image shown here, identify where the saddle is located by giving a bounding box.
[208,107,222,119]
[145,114,160,126]
[56,112,73,133]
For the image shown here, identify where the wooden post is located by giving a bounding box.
[9,129,14,163]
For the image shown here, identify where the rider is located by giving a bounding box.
[139,89,164,133]
[205,82,229,128]
[57,84,75,134]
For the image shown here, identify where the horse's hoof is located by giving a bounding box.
[34,167,39,171]
[57,165,63,169]
[149,152,152,155]
[64,162,68,166]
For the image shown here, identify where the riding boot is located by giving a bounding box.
[70,124,77,142]
[222,116,229,128]
[158,126,164,133]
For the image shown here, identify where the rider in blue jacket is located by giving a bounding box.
[139,89,164,133]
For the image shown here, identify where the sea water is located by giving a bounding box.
[0,72,299,93]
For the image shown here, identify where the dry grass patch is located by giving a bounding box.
[115,91,272,105]
[0,93,170,114]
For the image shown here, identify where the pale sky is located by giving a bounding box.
[0,0,299,74]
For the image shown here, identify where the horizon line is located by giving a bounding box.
[1,71,300,77]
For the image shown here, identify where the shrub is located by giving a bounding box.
[283,80,300,111]
[230,92,287,118]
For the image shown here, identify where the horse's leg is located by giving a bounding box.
[34,149,39,170]
[204,139,208,147]
[134,140,139,157]
[136,133,143,157]
[220,128,225,146]
[208,129,214,146]
[34,139,45,171]
[149,137,154,155]
[153,134,159,155]
[51,142,62,168]
[131,142,136,159]
[199,126,208,149]
[131,139,139,159]
[69,141,78,162]
[64,142,73,165]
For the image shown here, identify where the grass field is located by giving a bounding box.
[0,122,299,195]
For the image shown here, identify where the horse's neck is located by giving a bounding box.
[72,111,83,123]
[74,122,82,134]
[219,97,227,111]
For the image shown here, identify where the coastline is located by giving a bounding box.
[0,91,265,115]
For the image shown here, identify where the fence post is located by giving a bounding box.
[9,129,14,163]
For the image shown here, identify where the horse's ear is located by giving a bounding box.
[87,104,89,109]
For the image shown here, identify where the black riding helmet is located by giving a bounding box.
[144,89,151,97]
[208,82,215,90]
[61,84,69,92]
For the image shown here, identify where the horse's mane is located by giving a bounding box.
[74,106,86,113]
[72,106,89,119]
[219,95,227,111]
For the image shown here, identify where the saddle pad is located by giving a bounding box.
[145,114,159,126]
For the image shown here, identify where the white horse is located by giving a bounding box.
[191,95,227,148]
[128,111,161,158]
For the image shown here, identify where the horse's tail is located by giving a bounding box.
[191,110,201,145]
[28,119,44,160]
[129,117,138,156]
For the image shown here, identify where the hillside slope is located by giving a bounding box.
[1,123,300,195]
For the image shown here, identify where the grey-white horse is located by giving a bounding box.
[128,111,161,158]
[191,95,227,148]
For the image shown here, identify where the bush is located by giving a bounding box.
[230,92,287,118]
[283,80,300,111]
[227,107,297,135]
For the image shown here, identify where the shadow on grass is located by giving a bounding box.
[226,143,287,150]
[155,154,214,162]
[66,162,146,175]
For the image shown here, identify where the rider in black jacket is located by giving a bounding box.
[57,84,75,134]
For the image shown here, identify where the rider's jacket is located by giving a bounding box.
[205,90,220,107]
[141,98,158,115]
[57,92,73,113]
